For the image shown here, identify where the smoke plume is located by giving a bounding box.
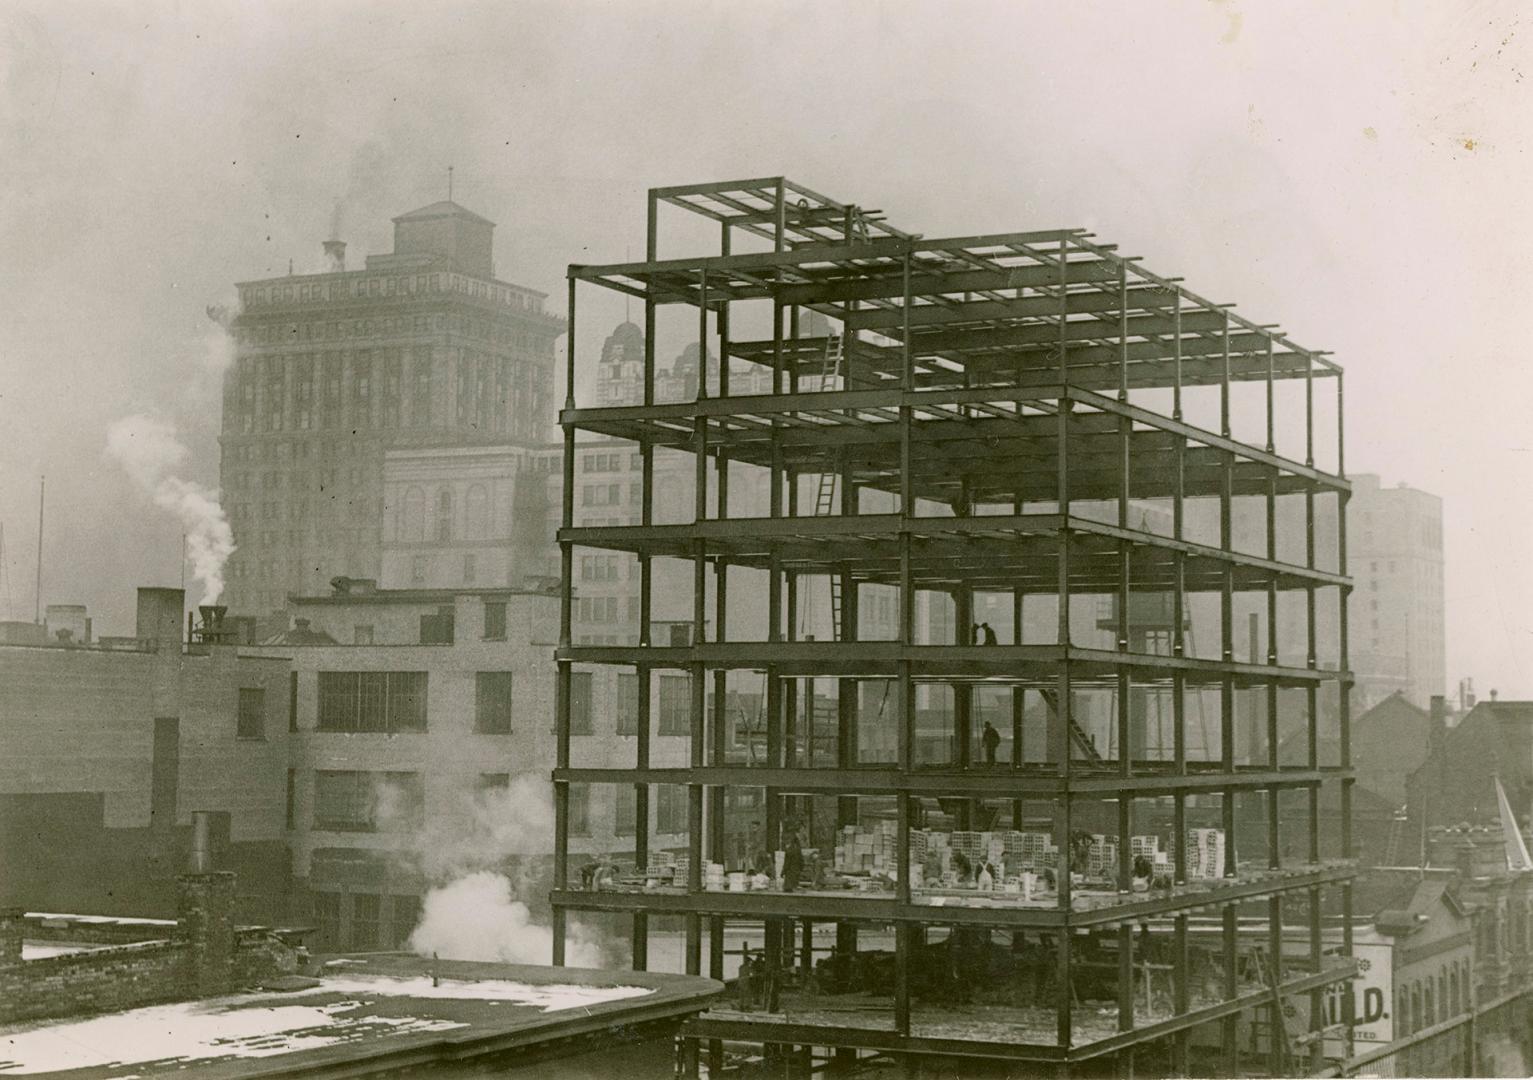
[104,414,235,604]
[378,773,609,968]
[408,871,604,968]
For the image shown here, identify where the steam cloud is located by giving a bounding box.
[379,774,607,968]
[408,872,604,968]
[104,414,235,605]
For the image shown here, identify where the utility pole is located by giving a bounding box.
[34,476,45,624]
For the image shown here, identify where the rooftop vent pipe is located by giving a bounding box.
[188,811,213,872]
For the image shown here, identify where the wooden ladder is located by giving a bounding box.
[1038,688,1105,765]
[810,333,845,640]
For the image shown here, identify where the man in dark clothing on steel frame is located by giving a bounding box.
[781,819,804,893]
[982,720,1002,765]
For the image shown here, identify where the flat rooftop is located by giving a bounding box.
[0,955,722,1078]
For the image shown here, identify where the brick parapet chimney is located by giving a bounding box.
[0,907,24,966]
[176,872,236,997]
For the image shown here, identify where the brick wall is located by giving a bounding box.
[0,874,296,1024]
[0,940,188,1023]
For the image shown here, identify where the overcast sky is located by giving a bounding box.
[2,1,1529,696]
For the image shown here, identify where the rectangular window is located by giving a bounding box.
[657,785,687,834]
[237,687,266,739]
[616,673,639,735]
[285,768,296,830]
[390,894,420,948]
[411,555,427,583]
[478,772,510,792]
[312,893,341,950]
[463,553,476,583]
[420,607,454,644]
[353,624,374,645]
[614,785,637,836]
[313,770,373,831]
[658,675,691,736]
[483,601,507,640]
[288,672,299,733]
[351,894,380,950]
[475,672,514,734]
[569,785,591,836]
[375,772,424,831]
[569,671,593,736]
[316,672,428,732]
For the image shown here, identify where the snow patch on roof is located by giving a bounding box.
[18,943,109,961]
[0,974,653,1076]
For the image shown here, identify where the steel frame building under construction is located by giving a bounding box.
[551,177,1357,1076]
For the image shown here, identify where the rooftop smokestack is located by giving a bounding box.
[323,239,346,272]
[188,810,213,872]
[194,604,229,645]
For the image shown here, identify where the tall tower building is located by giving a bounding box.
[1348,474,1445,709]
[219,201,565,616]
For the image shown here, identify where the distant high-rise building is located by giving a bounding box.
[1348,474,1445,709]
[219,200,565,616]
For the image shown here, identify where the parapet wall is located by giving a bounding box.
[0,877,297,1024]
[0,939,187,1023]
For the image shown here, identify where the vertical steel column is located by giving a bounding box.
[894,247,916,1051]
[1268,893,1284,1078]
[1055,242,1073,789]
[632,194,660,970]
[1308,884,1325,1074]
[1221,903,1238,1071]
[955,577,973,771]
[1116,267,1132,774]
[553,274,579,967]
[1118,792,1133,894]
[1012,526,1025,779]
[1118,920,1134,1032]
[1217,315,1236,881]
[895,923,912,1035]
[682,273,708,978]
[1265,337,1276,453]
[898,250,914,777]
[1267,465,1281,869]
[1337,368,1354,1044]
[1172,289,1183,422]
[709,227,730,1000]
[1172,912,1190,1074]
[764,302,785,879]
[1172,791,1187,892]
[1057,924,1074,1051]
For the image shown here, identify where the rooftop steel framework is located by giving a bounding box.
[552,177,1357,1075]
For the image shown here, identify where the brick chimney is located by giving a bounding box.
[177,872,236,996]
[0,907,24,966]
[176,813,235,995]
[1429,695,1447,747]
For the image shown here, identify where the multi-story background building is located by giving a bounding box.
[1348,474,1445,709]
[0,587,292,921]
[220,200,564,618]
[247,577,689,951]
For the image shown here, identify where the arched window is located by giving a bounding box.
[436,488,453,542]
[1449,967,1460,1016]
[1437,972,1446,1020]
[1424,982,1434,1027]
[402,486,426,543]
[1412,984,1422,1033]
[1398,989,1410,1035]
[464,484,488,540]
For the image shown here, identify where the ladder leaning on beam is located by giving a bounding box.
[807,332,845,640]
[1038,687,1105,766]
